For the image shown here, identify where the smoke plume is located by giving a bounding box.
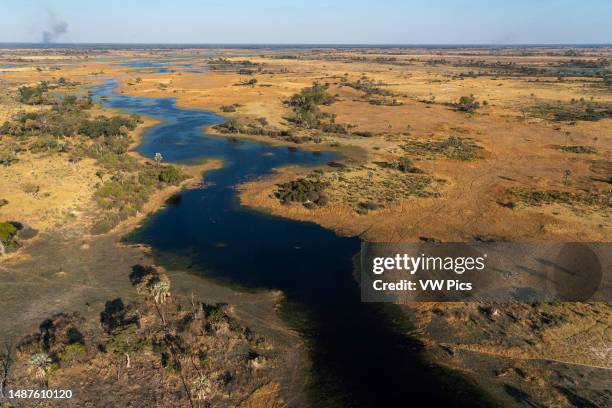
[41,13,68,43]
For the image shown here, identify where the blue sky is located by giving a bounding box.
[1,0,611,44]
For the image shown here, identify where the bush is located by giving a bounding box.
[287,83,336,129]
[220,105,236,112]
[94,176,155,211]
[289,82,335,107]
[454,95,480,113]
[274,178,330,207]
[60,343,87,365]
[18,82,48,105]
[79,116,137,138]
[395,157,425,173]
[22,183,40,196]
[0,222,18,244]
[357,201,380,214]
[30,136,59,152]
[158,166,184,184]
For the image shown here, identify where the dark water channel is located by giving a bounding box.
[93,79,489,407]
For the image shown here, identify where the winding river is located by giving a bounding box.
[93,79,488,407]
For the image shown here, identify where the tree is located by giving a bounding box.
[158,166,183,184]
[131,265,172,323]
[191,375,212,400]
[154,152,163,166]
[107,325,145,370]
[28,353,52,380]
[149,279,171,305]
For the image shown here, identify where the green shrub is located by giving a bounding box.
[286,83,336,129]
[79,116,137,138]
[395,157,425,173]
[0,222,18,244]
[158,166,184,184]
[454,95,480,113]
[93,150,138,172]
[30,136,59,152]
[60,343,87,364]
[274,178,330,208]
[94,176,155,211]
[107,324,146,361]
[18,82,47,105]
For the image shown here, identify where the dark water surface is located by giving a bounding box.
[93,80,489,407]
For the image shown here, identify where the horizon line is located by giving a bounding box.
[1,42,611,47]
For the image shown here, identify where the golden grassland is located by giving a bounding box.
[102,50,612,243]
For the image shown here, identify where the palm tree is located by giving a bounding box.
[149,280,171,305]
[29,353,52,380]
[191,375,212,400]
[145,276,171,324]
[154,152,163,167]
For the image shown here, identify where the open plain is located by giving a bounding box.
[0,45,610,407]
